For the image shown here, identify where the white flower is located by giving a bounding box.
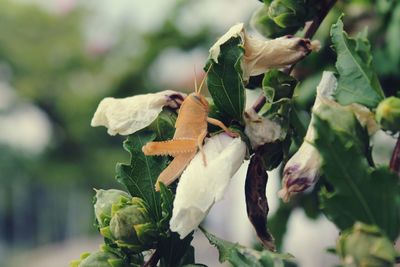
[278,71,335,202]
[91,90,185,136]
[278,71,378,202]
[169,133,246,238]
[244,108,282,149]
[209,23,320,81]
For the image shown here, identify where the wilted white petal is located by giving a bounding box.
[279,71,335,202]
[278,141,321,202]
[170,134,246,238]
[242,35,320,80]
[279,71,377,202]
[209,23,245,63]
[209,23,320,81]
[244,108,282,149]
[91,90,185,136]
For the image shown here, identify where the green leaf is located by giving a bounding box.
[148,109,177,141]
[115,130,168,220]
[331,16,385,108]
[159,233,195,267]
[200,227,297,267]
[262,69,297,102]
[314,116,400,241]
[206,37,245,122]
[159,182,174,227]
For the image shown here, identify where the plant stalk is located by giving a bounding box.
[389,136,400,175]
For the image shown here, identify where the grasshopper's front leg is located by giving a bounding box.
[207,117,239,138]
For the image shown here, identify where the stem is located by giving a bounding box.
[252,0,337,112]
[389,136,400,175]
[143,249,160,267]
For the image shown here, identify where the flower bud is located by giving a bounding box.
[91,90,186,136]
[70,250,124,267]
[375,96,400,133]
[278,72,335,202]
[101,197,158,252]
[279,72,377,201]
[250,5,299,38]
[94,189,131,228]
[268,0,307,28]
[337,222,396,267]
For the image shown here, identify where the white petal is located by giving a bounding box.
[91,90,185,136]
[244,108,282,149]
[279,72,336,202]
[242,36,319,81]
[208,23,320,82]
[169,134,246,238]
[209,23,244,63]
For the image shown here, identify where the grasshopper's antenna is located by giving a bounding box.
[197,63,213,95]
[194,65,198,93]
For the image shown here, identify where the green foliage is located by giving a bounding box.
[262,70,297,103]
[314,115,400,241]
[70,248,126,267]
[336,222,397,267]
[59,0,400,266]
[331,16,385,108]
[116,131,168,220]
[251,4,298,38]
[206,37,246,122]
[268,0,306,28]
[201,227,297,267]
[158,233,195,267]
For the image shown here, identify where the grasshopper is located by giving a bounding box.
[142,68,239,191]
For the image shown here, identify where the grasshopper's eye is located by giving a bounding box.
[193,95,201,101]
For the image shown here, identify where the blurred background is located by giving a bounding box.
[0,0,398,266]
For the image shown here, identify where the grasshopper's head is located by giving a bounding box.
[189,92,209,109]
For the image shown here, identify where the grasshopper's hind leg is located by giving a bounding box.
[142,139,197,156]
[155,151,196,191]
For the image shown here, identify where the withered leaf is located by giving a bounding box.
[245,149,275,251]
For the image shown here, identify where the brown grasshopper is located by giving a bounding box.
[142,68,239,191]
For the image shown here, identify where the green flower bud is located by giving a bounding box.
[94,189,131,228]
[251,5,299,38]
[101,197,158,252]
[375,96,400,132]
[70,250,124,267]
[337,222,396,267]
[268,0,307,28]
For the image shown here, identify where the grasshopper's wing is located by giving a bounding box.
[155,151,197,191]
